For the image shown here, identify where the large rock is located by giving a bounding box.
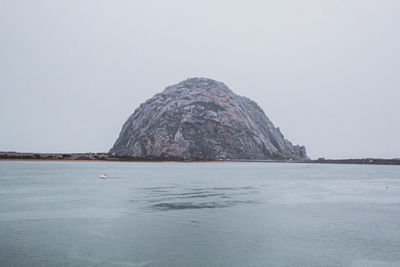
[110,78,308,160]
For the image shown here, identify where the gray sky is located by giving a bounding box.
[1,0,399,159]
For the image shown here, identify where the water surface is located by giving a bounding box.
[0,161,399,267]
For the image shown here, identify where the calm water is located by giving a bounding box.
[0,161,399,267]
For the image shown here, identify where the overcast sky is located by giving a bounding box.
[1,0,399,159]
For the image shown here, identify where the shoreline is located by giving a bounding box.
[0,152,399,165]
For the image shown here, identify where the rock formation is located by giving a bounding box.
[110,78,308,161]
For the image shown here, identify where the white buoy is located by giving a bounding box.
[100,173,107,179]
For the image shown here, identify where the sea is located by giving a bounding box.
[0,161,399,267]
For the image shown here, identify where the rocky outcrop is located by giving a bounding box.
[110,78,308,161]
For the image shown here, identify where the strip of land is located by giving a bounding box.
[0,152,399,165]
[299,158,400,165]
[0,152,114,161]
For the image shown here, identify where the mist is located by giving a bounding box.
[1,0,399,159]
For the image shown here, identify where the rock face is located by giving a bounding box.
[110,78,308,160]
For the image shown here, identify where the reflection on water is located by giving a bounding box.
[143,186,258,210]
[153,202,225,210]
[0,161,400,267]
